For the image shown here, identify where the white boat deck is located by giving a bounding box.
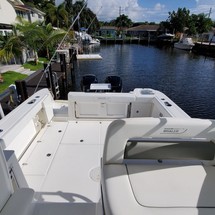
[19,120,111,205]
[1,88,200,215]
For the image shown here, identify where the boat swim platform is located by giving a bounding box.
[76,54,102,60]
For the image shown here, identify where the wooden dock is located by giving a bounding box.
[193,42,215,57]
[76,54,102,60]
[99,37,158,45]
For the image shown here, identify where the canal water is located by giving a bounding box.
[74,44,215,119]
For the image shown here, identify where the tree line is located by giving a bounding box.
[162,7,213,35]
[22,0,100,33]
[22,1,215,35]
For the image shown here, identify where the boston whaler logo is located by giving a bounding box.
[162,128,187,134]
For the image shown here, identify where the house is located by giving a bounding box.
[0,0,45,36]
[8,0,45,23]
[0,0,45,63]
[98,26,117,38]
[0,0,17,35]
[126,24,160,39]
[201,28,215,43]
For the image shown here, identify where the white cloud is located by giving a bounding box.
[87,0,144,22]
[56,0,215,22]
[191,0,215,19]
[154,3,165,11]
[56,0,168,22]
[87,0,215,22]
[87,0,168,22]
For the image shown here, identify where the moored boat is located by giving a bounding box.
[157,33,175,40]
[1,88,215,215]
[89,38,100,45]
[76,31,100,46]
[174,37,195,50]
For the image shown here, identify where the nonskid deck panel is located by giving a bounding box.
[20,120,111,203]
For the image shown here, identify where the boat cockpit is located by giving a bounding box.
[1,88,215,215]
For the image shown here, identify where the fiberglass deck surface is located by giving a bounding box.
[19,120,111,203]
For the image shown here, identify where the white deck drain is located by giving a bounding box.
[89,167,100,182]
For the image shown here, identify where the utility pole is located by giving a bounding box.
[208,8,212,18]
[119,6,121,16]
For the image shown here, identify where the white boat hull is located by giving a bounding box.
[174,42,194,50]
[174,37,195,50]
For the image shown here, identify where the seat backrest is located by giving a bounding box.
[68,92,135,119]
[103,118,215,164]
[124,139,215,160]
[0,145,13,211]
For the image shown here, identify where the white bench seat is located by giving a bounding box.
[127,163,215,208]
[102,118,215,215]
[102,164,215,215]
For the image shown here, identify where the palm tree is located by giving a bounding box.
[40,23,67,60]
[111,14,133,38]
[114,14,133,29]
[65,0,74,25]
[71,0,86,31]
[16,20,45,64]
[71,1,99,33]
[16,19,69,62]
[167,8,191,33]
[0,17,69,65]
[83,8,100,34]
[44,3,69,28]
[0,33,24,64]
[0,32,24,82]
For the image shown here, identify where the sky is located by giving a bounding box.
[56,0,215,23]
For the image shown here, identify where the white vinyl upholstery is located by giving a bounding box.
[102,164,215,215]
[0,146,13,212]
[102,118,215,215]
[103,118,213,164]
[0,188,34,215]
[0,145,35,215]
[127,164,215,208]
